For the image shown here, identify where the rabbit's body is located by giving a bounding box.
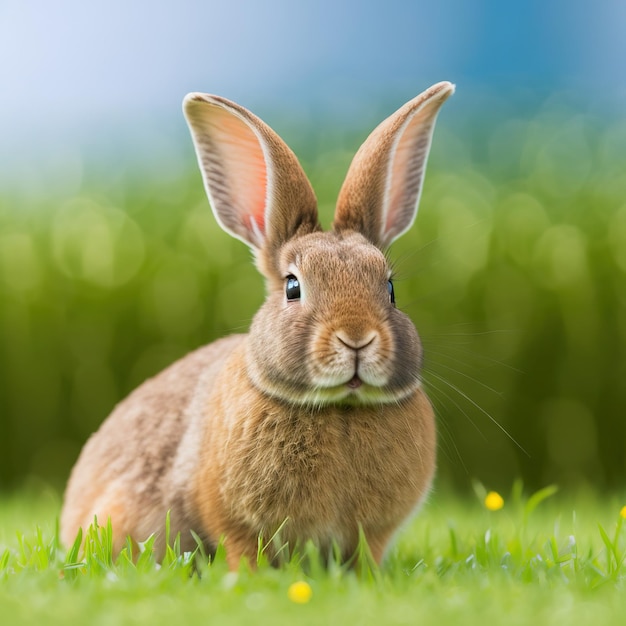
[61,82,453,568]
[60,338,240,558]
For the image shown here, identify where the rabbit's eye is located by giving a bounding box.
[388,279,395,306]
[286,275,301,301]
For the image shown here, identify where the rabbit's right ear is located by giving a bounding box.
[333,82,454,249]
[183,94,319,257]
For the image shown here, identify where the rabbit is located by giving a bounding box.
[60,81,455,569]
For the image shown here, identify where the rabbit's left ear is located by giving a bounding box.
[183,94,319,254]
[333,81,454,249]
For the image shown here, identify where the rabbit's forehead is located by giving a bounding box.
[280,232,389,279]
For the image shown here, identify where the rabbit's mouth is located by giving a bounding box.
[247,346,420,405]
[346,375,363,390]
[255,374,419,406]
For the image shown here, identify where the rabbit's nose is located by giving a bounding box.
[335,329,378,351]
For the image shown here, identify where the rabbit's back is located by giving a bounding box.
[60,334,245,554]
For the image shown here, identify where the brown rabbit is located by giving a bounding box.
[60,81,455,569]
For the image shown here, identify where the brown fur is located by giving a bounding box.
[61,82,454,567]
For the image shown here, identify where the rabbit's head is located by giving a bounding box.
[184,82,454,407]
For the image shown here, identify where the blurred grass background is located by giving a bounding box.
[1,94,624,495]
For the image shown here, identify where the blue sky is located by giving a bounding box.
[1,0,624,185]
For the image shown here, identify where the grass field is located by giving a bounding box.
[1,484,625,625]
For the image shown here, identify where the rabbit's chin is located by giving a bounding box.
[249,371,421,408]
[299,383,419,408]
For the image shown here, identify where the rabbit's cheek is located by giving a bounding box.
[357,352,393,387]
[384,316,424,392]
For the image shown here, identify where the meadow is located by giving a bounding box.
[1,96,625,622]
[1,485,626,625]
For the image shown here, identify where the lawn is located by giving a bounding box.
[1,484,625,625]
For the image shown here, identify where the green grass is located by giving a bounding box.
[2,485,626,625]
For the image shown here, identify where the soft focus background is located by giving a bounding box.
[1,0,625,494]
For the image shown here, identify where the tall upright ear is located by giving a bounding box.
[183,94,319,253]
[333,81,454,249]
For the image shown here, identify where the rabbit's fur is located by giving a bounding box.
[61,81,454,569]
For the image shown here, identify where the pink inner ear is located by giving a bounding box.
[384,110,434,241]
[209,107,268,236]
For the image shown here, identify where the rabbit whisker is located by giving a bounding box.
[425,370,528,456]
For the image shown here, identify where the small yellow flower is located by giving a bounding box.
[620,505,626,520]
[484,491,504,511]
[288,581,312,604]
